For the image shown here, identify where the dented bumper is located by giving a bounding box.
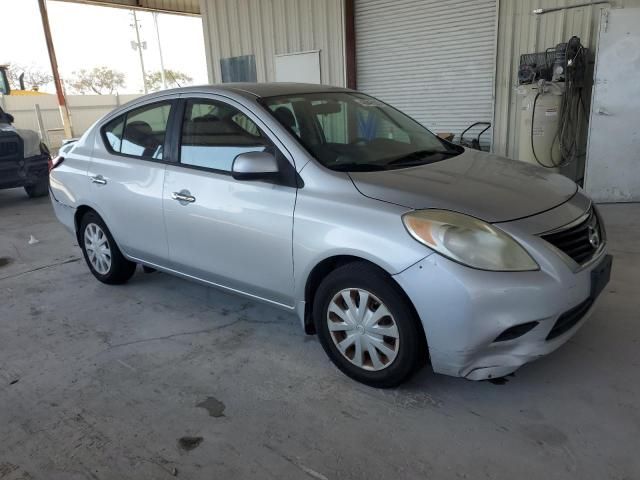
[393,246,611,381]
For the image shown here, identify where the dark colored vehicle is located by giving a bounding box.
[0,106,50,197]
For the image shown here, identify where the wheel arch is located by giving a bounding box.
[302,255,427,349]
[74,205,96,243]
[74,204,115,247]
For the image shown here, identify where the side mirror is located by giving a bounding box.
[231,151,280,181]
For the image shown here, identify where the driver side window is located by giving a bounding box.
[180,99,270,172]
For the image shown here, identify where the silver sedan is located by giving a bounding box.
[49,83,611,387]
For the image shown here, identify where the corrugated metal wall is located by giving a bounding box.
[493,0,640,161]
[199,0,346,86]
[355,0,498,144]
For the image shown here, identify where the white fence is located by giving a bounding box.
[0,93,142,149]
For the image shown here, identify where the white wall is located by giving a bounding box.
[0,93,141,149]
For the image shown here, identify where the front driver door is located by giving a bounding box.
[162,96,297,308]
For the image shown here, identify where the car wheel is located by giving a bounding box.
[313,262,425,388]
[24,175,49,198]
[80,212,136,284]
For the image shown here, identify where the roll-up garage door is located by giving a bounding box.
[355,0,497,145]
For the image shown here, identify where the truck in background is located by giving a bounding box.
[0,65,51,198]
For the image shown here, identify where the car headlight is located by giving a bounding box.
[402,210,539,271]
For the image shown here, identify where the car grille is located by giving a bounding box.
[540,208,602,265]
[0,140,19,158]
[546,297,593,340]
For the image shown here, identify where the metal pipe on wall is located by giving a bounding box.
[533,1,610,15]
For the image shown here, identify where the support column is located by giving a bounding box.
[344,0,357,89]
[38,0,73,139]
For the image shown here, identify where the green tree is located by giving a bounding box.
[67,66,126,95]
[145,69,193,92]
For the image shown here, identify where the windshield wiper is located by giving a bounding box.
[330,163,388,172]
[385,149,457,167]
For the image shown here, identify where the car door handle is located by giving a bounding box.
[90,175,107,185]
[171,191,196,203]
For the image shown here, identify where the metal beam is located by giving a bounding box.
[52,0,200,17]
[38,0,74,139]
[344,0,357,89]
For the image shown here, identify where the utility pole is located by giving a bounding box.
[152,12,167,90]
[37,0,73,138]
[130,10,148,94]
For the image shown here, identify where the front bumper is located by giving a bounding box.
[393,228,611,381]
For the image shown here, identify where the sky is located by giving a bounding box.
[0,0,208,93]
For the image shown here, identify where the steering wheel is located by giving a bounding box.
[349,137,369,146]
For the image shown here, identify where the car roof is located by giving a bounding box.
[138,82,354,101]
[100,83,357,125]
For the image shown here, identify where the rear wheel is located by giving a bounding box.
[313,262,425,388]
[24,174,49,198]
[80,212,136,284]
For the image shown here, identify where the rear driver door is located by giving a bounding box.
[88,99,176,265]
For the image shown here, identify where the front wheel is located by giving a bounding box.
[313,262,425,388]
[80,212,136,284]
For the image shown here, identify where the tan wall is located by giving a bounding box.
[493,0,640,167]
[199,0,346,86]
[0,94,142,149]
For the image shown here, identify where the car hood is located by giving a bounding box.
[348,148,578,223]
[1,122,42,157]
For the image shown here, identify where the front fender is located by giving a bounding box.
[292,178,434,328]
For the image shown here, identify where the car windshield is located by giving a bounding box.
[262,92,461,171]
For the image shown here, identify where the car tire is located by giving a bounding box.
[79,211,136,285]
[313,262,425,388]
[24,175,49,198]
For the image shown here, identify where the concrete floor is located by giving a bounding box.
[0,187,639,480]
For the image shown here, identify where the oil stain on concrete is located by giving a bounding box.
[196,396,226,417]
[178,436,203,451]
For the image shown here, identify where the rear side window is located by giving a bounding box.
[103,116,124,152]
[102,102,172,160]
[179,99,270,172]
